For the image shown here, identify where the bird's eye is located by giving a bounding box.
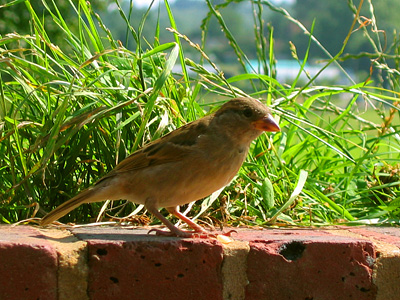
[243,108,253,118]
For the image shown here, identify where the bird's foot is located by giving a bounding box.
[147,228,237,239]
[147,227,208,238]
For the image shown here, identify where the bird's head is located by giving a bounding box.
[213,97,280,145]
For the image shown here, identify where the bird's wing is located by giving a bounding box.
[95,116,211,184]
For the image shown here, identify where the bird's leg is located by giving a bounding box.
[144,199,202,237]
[166,206,207,233]
[167,206,237,237]
[145,204,192,237]
[145,199,235,238]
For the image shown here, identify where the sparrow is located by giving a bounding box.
[40,97,280,237]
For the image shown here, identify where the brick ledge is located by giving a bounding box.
[1,225,400,300]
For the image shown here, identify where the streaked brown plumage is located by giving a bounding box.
[41,97,280,237]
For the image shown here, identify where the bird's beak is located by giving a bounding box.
[252,115,280,132]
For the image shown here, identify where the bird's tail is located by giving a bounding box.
[40,187,100,226]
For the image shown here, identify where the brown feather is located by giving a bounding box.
[96,115,212,183]
[40,188,98,225]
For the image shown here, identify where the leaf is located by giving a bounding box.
[261,177,275,210]
[268,169,308,223]
[141,42,177,59]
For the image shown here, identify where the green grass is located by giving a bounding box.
[0,0,399,227]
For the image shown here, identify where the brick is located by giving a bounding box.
[241,229,377,300]
[341,227,400,300]
[347,227,400,248]
[72,227,224,300]
[0,225,58,300]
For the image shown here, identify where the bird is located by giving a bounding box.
[40,97,280,237]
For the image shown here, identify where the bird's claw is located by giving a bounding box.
[220,229,237,236]
[147,228,237,239]
[147,228,208,238]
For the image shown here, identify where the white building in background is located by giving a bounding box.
[247,59,353,85]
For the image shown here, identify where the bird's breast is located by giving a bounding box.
[160,145,247,207]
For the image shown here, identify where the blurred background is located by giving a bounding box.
[2,0,399,85]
